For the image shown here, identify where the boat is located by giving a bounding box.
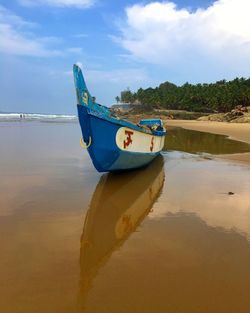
[73,64,166,172]
[78,156,165,310]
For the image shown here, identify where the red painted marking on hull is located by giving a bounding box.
[150,137,154,152]
[123,130,134,149]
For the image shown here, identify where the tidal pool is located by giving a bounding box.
[165,126,250,154]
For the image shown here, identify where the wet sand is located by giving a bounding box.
[0,122,250,313]
[166,120,250,164]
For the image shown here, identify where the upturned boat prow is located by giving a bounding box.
[73,64,166,172]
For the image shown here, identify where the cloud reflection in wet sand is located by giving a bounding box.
[152,156,250,239]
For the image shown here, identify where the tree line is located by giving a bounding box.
[116,77,250,113]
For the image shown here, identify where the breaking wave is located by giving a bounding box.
[0,113,77,122]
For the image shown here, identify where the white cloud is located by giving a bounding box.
[86,68,148,84]
[0,5,82,57]
[66,47,83,54]
[0,5,61,57]
[0,5,35,27]
[64,66,148,84]
[18,0,95,9]
[118,0,250,77]
[0,23,62,57]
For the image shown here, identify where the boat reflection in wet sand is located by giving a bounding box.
[78,156,164,311]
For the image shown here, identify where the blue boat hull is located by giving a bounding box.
[77,105,161,172]
[73,64,166,172]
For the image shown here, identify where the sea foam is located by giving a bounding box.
[0,113,77,122]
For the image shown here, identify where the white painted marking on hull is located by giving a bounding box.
[116,127,165,153]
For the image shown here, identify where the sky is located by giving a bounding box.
[0,0,250,114]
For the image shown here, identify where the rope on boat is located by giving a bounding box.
[80,136,92,149]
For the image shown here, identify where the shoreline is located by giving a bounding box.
[165,120,250,165]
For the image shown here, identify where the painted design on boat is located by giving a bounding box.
[116,127,164,153]
[123,129,133,149]
[82,92,88,105]
[150,137,154,152]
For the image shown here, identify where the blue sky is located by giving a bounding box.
[0,0,249,114]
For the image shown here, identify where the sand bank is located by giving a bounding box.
[165,120,250,164]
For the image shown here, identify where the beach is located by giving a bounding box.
[2,0,250,311]
[0,121,250,313]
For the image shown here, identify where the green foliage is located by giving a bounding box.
[120,88,134,103]
[117,77,250,113]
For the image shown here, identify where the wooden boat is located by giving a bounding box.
[73,64,166,172]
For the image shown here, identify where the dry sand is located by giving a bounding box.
[165,120,250,164]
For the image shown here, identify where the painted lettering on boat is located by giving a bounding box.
[123,130,133,149]
[150,137,154,152]
[116,127,164,153]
